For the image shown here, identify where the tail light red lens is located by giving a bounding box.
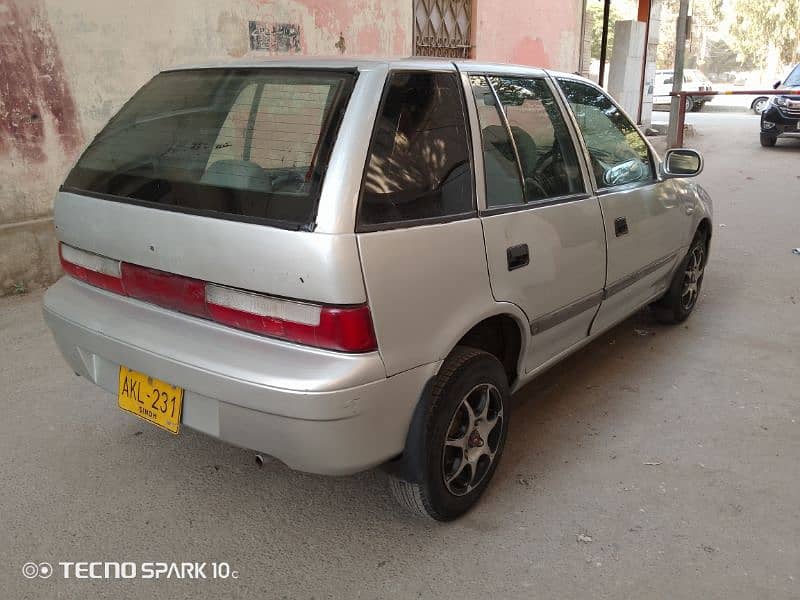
[121,263,208,319]
[206,299,376,353]
[59,243,125,295]
[58,243,378,353]
[314,306,379,353]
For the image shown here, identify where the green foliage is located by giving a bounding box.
[657,0,733,70]
[703,38,755,74]
[730,0,800,66]
[13,282,28,295]
[663,0,725,21]
[586,2,625,59]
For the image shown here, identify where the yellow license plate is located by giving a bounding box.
[118,366,184,434]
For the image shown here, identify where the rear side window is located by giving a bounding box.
[358,72,473,229]
[63,69,355,229]
[469,75,584,209]
[469,75,525,208]
[488,76,585,202]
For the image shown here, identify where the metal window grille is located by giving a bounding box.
[413,0,472,58]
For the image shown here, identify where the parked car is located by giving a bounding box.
[653,68,713,111]
[44,58,713,520]
[760,63,800,146]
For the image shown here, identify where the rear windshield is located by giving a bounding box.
[64,68,356,229]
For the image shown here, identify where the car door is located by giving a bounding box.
[356,69,497,376]
[654,73,671,103]
[555,77,689,334]
[461,69,607,372]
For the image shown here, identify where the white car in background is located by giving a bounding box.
[654,69,713,112]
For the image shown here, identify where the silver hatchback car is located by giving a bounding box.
[44,58,712,520]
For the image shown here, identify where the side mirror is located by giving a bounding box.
[662,148,703,179]
[773,80,782,90]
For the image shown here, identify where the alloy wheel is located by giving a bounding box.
[441,383,504,496]
[681,244,705,310]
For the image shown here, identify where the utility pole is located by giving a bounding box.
[598,0,611,87]
[667,0,690,147]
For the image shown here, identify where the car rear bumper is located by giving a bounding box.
[43,277,438,475]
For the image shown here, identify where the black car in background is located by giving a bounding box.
[760,64,800,147]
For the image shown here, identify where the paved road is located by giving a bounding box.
[2,114,799,599]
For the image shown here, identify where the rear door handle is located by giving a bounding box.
[507,244,530,271]
[614,217,629,237]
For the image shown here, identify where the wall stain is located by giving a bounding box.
[0,0,82,163]
[512,36,550,67]
[249,21,303,52]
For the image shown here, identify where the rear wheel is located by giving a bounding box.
[389,347,510,521]
[760,133,778,147]
[652,233,707,324]
[684,96,695,112]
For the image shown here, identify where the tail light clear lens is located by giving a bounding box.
[59,243,377,353]
[59,244,125,295]
[206,284,376,352]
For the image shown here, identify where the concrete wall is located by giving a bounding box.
[0,0,583,295]
[608,20,646,119]
[639,0,662,128]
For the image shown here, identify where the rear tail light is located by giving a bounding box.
[122,262,208,319]
[59,243,125,295]
[59,243,377,353]
[206,284,376,352]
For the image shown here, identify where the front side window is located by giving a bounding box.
[785,64,800,87]
[557,79,655,189]
[358,72,473,228]
[64,69,355,228]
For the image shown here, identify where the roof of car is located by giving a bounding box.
[164,55,586,80]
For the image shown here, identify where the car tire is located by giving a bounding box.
[389,346,510,521]
[760,133,778,147]
[651,232,707,325]
[752,97,769,114]
[684,96,695,112]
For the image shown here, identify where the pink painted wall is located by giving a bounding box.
[473,0,585,71]
[0,0,412,294]
[0,0,587,293]
[0,0,412,226]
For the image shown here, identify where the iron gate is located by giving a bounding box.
[413,0,472,58]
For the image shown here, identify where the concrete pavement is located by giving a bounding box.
[1,113,799,599]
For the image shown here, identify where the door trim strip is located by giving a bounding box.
[530,290,604,335]
[604,251,678,299]
[528,250,678,336]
